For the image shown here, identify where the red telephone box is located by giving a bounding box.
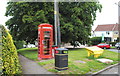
[38,23,53,60]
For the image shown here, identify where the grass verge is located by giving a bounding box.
[110,46,116,49]
[17,48,120,74]
[17,47,38,61]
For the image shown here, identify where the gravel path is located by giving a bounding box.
[18,54,57,75]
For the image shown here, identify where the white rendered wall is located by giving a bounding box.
[94,31,113,37]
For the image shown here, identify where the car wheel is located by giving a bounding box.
[118,47,120,50]
[103,47,106,49]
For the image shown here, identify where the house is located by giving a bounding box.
[93,24,119,42]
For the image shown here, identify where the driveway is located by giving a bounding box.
[107,49,120,53]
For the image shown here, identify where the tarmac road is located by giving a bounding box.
[94,64,120,76]
[107,49,120,53]
[99,65,119,74]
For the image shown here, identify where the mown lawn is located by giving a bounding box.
[110,46,116,49]
[17,47,38,61]
[17,48,120,74]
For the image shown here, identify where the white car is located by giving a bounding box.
[23,45,27,48]
[26,44,36,48]
[115,42,120,50]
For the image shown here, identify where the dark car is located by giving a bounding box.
[115,42,120,50]
[96,43,111,49]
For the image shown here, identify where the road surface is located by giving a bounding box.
[108,49,120,53]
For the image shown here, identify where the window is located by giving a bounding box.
[98,44,105,46]
[106,31,110,35]
[114,31,118,34]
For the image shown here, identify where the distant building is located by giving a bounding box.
[93,24,119,42]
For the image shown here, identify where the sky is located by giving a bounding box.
[0,0,120,30]
[93,0,120,30]
[0,1,8,26]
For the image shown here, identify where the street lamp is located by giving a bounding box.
[118,1,120,42]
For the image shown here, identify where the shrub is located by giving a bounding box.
[109,42,116,46]
[90,37,102,45]
[1,25,21,75]
[116,37,119,42]
[14,40,26,49]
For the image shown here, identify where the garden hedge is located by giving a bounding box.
[90,37,102,45]
[14,40,26,49]
[1,25,21,75]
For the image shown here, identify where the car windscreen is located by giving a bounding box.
[98,44,105,45]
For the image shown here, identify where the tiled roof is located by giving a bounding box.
[94,24,118,31]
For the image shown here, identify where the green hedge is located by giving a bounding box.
[14,40,26,49]
[1,25,21,75]
[90,37,102,45]
[109,42,116,46]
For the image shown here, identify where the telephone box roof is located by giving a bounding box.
[38,23,52,27]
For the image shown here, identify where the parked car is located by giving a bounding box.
[115,42,120,50]
[26,44,36,48]
[95,43,111,49]
[23,45,27,48]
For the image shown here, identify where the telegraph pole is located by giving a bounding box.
[54,0,61,47]
[54,0,58,46]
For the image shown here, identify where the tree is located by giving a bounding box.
[5,2,54,43]
[5,2,102,44]
[1,25,21,74]
[59,2,102,44]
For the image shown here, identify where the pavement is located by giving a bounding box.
[18,54,57,75]
[93,64,120,76]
